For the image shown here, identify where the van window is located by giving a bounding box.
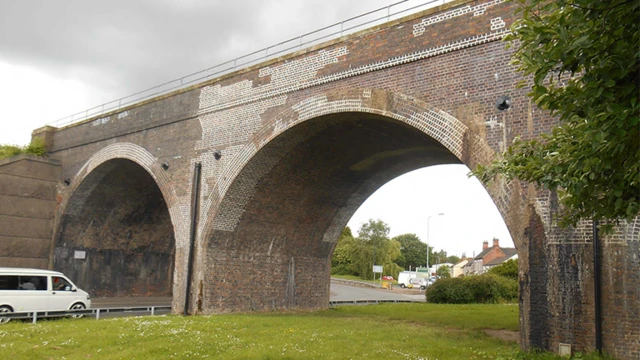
[19,276,47,291]
[0,275,19,290]
[52,276,73,291]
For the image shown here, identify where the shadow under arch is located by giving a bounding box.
[52,143,180,298]
[195,89,521,313]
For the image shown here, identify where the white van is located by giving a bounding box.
[0,268,91,323]
[398,271,429,289]
[397,271,418,288]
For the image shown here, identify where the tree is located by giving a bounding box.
[474,0,640,229]
[392,233,428,269]
[432,249,448,265]
[436,265,451,279]
[445,255,460,265]
[331,227,357,275]
[349,219,402,279]
[488,259,519,281]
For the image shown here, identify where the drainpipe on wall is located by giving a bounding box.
[593,219,602,353]
[184,162,202,316]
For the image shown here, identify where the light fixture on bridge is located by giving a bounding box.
[495,96,511,111]
[161,163,169,170]
[214,150,222,160]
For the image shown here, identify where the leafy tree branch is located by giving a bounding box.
[474,0,640,228]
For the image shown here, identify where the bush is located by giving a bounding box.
[425,274,518,304]
[0,138,46,159]
[488,259,518,281]
[24,138,46,156]
[0,145,23,159]
[425,277,475,304]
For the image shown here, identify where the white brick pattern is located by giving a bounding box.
[198,47,348,115]
[259,48,348,83]
[197,30,509,124]
[413,0,506,36]
[196,95,287,150]
[490,17,506,30]
[407,108,466,159]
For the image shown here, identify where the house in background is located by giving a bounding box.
[483,251,518,272]
[463,256,475,276]
[452,258,469,277]
[469,238,517,275]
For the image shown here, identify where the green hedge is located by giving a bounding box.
[425,274,518,304]
[0,138,46,160]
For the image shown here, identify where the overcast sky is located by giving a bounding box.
[0,0,513,258]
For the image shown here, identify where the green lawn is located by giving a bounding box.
[0,304,608,359]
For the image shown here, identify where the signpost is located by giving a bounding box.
[373,265,383,287]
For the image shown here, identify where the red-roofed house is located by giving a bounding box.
[469,238,517,275]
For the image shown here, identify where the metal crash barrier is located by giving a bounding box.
[329,299,417,307]
[0,306,172,324]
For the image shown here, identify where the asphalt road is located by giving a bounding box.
[329,283,424,302]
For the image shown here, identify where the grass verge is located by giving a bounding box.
[0,303,610,359]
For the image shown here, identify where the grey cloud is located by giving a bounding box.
[0,0,400,105]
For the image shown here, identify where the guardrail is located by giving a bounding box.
[47,0,450,128]
[330,299,418,306]
[1,306,172,324]
[330,278,380,289]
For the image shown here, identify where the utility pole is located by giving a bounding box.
[427,213,444,275]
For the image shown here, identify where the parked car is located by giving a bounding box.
[381,276,394,281]
[407,277,427,290]
[0,268,91,324]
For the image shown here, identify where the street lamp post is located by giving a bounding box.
[427,213,444,275]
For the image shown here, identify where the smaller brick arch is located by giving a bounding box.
[66,143,176,210]
[57,142,187,244]
[52,143,185,297]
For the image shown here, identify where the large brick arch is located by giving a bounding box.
[202,89,518,238]
[51,143,186,297]
[193,89,528,313]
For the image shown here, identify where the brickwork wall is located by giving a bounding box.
[0,155,60,268]
[29,0,638,358]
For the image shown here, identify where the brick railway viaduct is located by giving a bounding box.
[0,0,637,357]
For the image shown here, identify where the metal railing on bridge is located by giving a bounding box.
[47,0,451,128]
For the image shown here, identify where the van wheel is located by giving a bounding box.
[400,284,406,288]
[0,306,13,324]
[420,286,426,290]
[69,303,85,319]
